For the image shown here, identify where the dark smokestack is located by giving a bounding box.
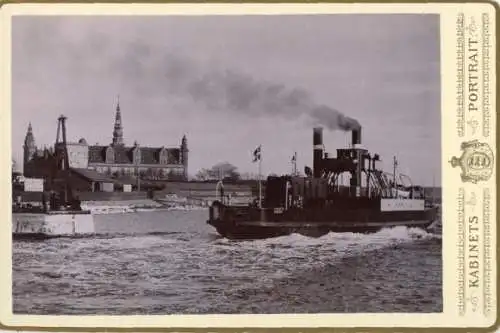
[313,127,323,147]
[313,127,323,178]
[352,127,362,146]
[351,126,362,196]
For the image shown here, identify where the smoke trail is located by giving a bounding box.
[310,105,361,131]
[122,42,361,131]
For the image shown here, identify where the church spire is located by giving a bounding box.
[112,95,124,146]
[24,122,35,147]
[23,122,37,167]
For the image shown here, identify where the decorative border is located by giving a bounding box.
[457,187,465,316]
[0,3,496,330]
[482,187,492,316]
[456,12,465,137]
[481,12,491,138]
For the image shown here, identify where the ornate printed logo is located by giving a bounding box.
[450,140,494,183]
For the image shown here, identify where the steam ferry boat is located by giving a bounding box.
[207,127,439,240]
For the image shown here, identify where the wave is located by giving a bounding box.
[200,225,441,283]
[13,224,441,315]
[14,224,441,279]
[214,225,440,247]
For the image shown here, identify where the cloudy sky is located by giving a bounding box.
[12,14,440,185]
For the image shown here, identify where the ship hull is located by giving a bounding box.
[207,203,439,240]
[209,219,435,240]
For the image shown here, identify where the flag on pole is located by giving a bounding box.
[252,145,263,208]
[252,145,261,163]
[291,152,298,176]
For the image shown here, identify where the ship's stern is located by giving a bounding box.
[207,200,234,237]
[207,201,285,239]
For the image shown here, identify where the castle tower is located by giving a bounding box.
[181,134,188,180]
[112,97,124,146]
[23,122,37,169]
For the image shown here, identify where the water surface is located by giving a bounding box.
[13,209,442,314]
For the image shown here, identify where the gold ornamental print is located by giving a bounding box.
[450,140,494,183]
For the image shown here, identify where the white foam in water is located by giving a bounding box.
[27,223,440,301]
[232,225,439,248]
[12,220,442,314]
[208,226,441,282]
[53,235,179,253]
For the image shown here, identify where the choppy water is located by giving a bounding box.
[13,210,442,314]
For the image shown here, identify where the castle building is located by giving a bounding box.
[23,100,189,181]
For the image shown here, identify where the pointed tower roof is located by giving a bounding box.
[112,95,124,146]
[181,134,188,152]
[116,95,121,112]
[24,122,35,147]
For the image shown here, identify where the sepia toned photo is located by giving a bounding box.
[0,2,496,330]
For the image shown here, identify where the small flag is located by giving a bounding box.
[291,152,297,162]
[252,145,261,162]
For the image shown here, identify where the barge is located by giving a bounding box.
[207,127,439,240]
[13,208,94,240]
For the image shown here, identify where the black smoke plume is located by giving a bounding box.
[121,42,361,131]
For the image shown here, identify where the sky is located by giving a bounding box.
[12,14,441,186]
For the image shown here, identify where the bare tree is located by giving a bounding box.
[195,162,241,181]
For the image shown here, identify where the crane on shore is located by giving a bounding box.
[50,115,80,210]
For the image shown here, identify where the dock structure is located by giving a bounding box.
[13,115,96,239]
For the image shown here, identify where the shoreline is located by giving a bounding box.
[81,199,207,215]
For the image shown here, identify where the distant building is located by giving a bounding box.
[23,100,189,181]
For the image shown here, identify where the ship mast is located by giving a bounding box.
[252,145,262,208]
[393,156,398,198]
[291,152,297,176]
[432,173,436,203]
[258,148,262,208]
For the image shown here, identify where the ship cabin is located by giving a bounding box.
[262,127,425,211]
